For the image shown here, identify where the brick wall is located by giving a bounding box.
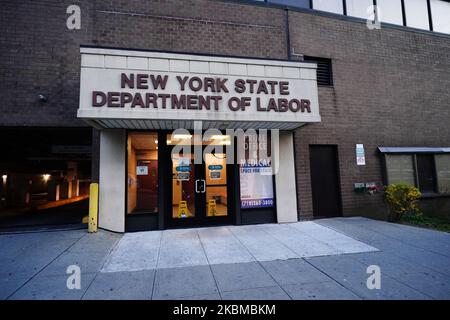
[0,0,286,127]
[289,10,450,219]
[1,0,449,218]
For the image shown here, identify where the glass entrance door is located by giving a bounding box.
[171,151,197,219]
[168,134,232,227]
[204,152,228,217]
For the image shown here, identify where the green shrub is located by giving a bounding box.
[384,183,422,222]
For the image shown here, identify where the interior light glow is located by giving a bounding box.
[210,135,229,140]
[172,134,192,140]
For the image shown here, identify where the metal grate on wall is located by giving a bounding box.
[303,56,333,86]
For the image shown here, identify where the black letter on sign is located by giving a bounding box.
[234,79,246,93]
[177,76,189,91]
[92,91,106,107]
[150,75,168,90]
[300,99,311,113]
[228,97,241,111]
[216,78,229,93]
[121,74,134,89]
[120,93,133,107]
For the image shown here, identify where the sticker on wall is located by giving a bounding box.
[356,144,366,166]
[136,166,148,175]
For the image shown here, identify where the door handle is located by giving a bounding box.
[195,179,200,193]
[195,179,206,193]
[201,179,206,193]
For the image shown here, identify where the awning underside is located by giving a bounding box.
[84,119,306,131]
[378,147,450,154]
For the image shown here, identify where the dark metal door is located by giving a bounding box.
[309,145,342,218]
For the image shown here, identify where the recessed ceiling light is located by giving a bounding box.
[211,135,229,140]
[173,134,192,139]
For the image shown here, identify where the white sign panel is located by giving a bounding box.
[239,165,274,209]
[356,144,366,166]
[78,48,321,125]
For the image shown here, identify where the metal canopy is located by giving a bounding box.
[84,118,306,131]
[378,147,450,154]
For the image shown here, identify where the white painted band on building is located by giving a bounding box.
[78,48,321,130]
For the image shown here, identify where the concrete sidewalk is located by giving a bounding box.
[1,217,449,300]
[101,222,377,272]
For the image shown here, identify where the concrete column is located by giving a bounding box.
[75,180,80,197]
[47,181,60,201]
[274,131,298,223]
[99,129,126,232]
[60,181,69,200]
[67,181,72,199]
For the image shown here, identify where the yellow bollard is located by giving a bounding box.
[88,183,98,233]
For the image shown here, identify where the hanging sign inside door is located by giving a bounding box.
[210,171,221,180]
[175,157,191,181]
[176,172,190,181]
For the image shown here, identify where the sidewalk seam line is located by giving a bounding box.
[227,226,293,300]
[318,220,450,279]
[302,258,364,300]
[197,230,223,300]
[150,231,164,300]
[346,254,436,300]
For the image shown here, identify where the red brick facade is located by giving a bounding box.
[1,0,449,220]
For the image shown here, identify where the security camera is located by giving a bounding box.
[38,94,48,103]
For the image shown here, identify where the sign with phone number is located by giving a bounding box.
[240,164,274,209]
[241,198,274,209]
